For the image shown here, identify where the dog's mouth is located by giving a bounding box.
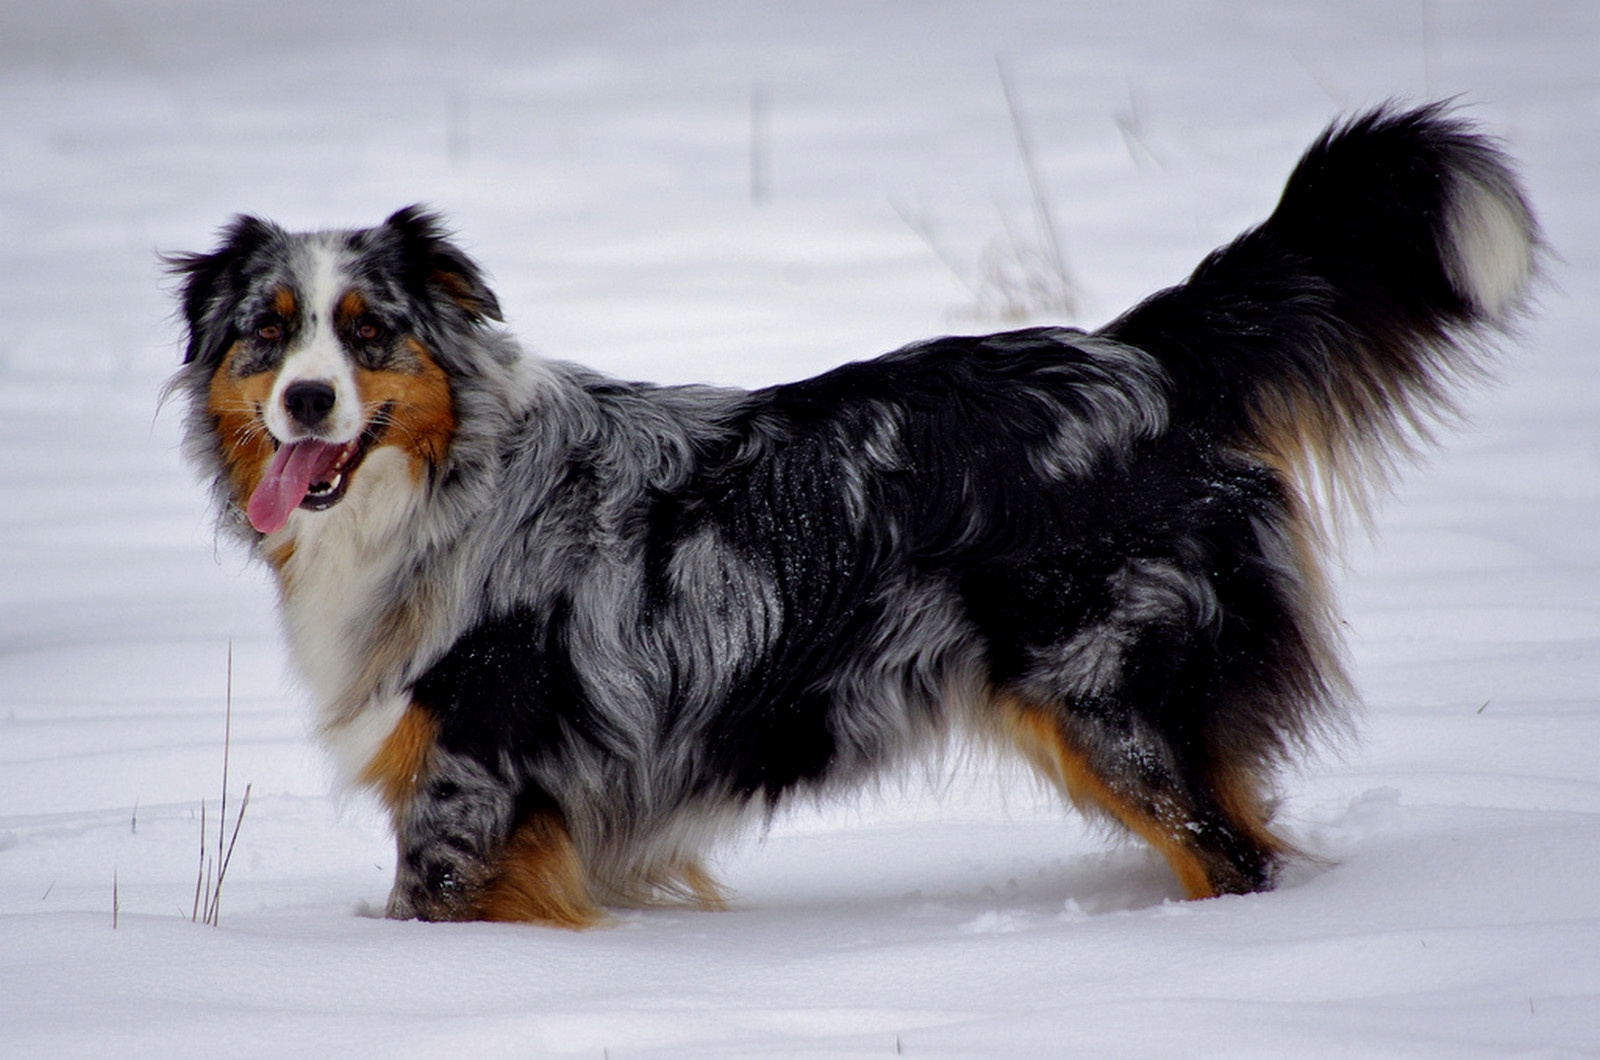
[246,410,388,535]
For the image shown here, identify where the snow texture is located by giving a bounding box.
[2,0,1598,1055]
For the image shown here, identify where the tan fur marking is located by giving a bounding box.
[358,704,438,813]
[356,342,456,481]
[206,342,278,512]
[620,858,731,910]
[271,287,296,319]
[1002,702,1216,899]
[675,859,731,911]
[1233,415,1350,714]
[337,290,367,323]
[1209,763,1285,859]
[265,538,296,574]
[477,810,605,928]
[433,269,491,318]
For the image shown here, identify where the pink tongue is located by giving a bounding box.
[246,440,347,535]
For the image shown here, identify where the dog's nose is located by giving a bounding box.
[283,380,337,429]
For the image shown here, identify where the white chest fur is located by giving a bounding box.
[265,447,426,781]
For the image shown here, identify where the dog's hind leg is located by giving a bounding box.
[999,695,1283,899]
[974,507,1321,897]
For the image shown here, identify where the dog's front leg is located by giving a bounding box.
[384,747,518,921]
[380,740,603,927]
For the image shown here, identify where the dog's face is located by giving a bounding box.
[170,207,501,536]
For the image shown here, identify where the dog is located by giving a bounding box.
[167,104,1537,925]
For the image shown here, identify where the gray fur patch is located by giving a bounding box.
[981,332,1169,481]
[1021,558,1219,703]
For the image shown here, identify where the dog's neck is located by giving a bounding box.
[260,446,432,731]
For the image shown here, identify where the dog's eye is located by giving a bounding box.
[353,315,386,343]
[256,322,284,342]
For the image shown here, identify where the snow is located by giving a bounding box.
[2,0,1598,1055]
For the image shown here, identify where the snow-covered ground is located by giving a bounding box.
[2,1,1597,1055]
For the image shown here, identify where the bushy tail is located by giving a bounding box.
[1102,103,1540,518]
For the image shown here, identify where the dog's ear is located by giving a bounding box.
[383,205,504,325]
[164,215,282,367]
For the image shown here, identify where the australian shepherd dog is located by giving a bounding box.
[168,105,1537,925]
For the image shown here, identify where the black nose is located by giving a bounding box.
[283,380,337,429]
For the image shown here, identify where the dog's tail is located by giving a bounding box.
[1102,102,1540,521]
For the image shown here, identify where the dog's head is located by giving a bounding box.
[168,206,502,536]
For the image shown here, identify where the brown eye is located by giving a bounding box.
[257,322,283,342]
[352,314,388,343]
